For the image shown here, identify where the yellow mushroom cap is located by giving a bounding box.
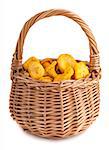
[41,61,51,68]
[46,61,58,78]
[57,54,77,73]
[54,65,74,82]
[23,56,39,71]
[28,61,45,80]
[74,62,89,80]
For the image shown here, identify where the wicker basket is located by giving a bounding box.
[9,9,101,139]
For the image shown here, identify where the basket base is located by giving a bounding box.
[22,126,88,139]
[11,115,99,139]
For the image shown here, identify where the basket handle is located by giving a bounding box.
[13,9,100,73]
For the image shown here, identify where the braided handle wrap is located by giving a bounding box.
[13,9,100,72]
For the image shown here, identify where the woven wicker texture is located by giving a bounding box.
[9,9,101,139]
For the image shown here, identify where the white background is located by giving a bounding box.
[1,0,109,150]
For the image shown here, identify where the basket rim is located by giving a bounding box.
[12,70,100,89]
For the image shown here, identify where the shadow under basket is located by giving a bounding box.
[9,9,101,139]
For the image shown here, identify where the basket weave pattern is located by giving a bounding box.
[9,9,101,139]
